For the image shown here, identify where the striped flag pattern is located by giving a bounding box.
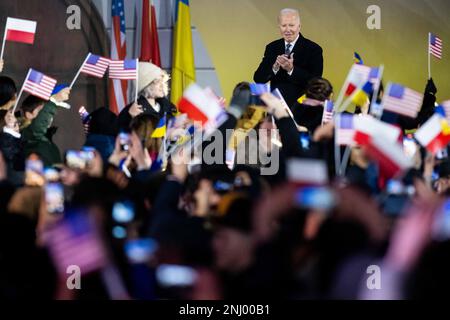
[109,0,129,114]
[23,69,57,100]
[335,114,355,146]
[429,33,443,59]
[80,53,110,78]
[43,214,108,276]
[322,100,334,124]
[382,83,423,118]
[109,59,138,80]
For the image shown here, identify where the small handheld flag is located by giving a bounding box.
[151,114,167,138]
[428,32,443,79]
[381,83,423,118]
[353,52,363,65]
[429,33,443,60]
[109,59,138,80]
[13,68,57,113]
[1,17,37,60]
[70,53,110,88]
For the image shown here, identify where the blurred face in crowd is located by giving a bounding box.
[278,11,301,43]
[145,73,170,100]
[24,104,44,120]
[2,110,19,132]
[212,227,254,272]
[192,179,222,217]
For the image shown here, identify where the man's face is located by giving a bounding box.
[278,13,301,43]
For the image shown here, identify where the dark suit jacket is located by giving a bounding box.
[253,34,323,108]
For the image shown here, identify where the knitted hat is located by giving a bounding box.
[137,62,163,94]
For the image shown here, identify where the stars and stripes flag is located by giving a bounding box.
[80,53,110,78]
[23,69,57,100]
[109,0,128,114]
[42,213,109,276]
[429,33,443,60]
[109,59,138,80]
[322,100,334,125]
[381,83,423,118]
[335,114,355,146]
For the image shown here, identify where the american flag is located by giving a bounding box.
[322,100,334,124]
[43,213,108,276]
[80,53,110,78]
[429,33,443,59]
[23,69,57,100]
[382,83,423,118]
[109,59,138,80]
[109,0,128,114]
[335,114,355,146]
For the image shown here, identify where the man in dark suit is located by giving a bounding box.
[254,8,324,108]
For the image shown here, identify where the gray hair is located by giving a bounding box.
[278,8,301,23]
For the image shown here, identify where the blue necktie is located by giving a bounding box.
[285,43,292,56]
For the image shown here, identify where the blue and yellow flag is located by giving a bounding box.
[170,0,196,106]
[354,52,364,65]
[151,115,167,138]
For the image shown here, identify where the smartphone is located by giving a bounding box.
[45,182,65,214]
[403,137,418,159]
[66,150,94,170]
[299,132,311,150]
[295,187,336,211]
[112,201,135,224]
[386,179,405,195]
[124,238,158,264]
[44,167,60,182]
[156,264,197,288]
[25,157,45,186]
[436,148,448,160]
[78,106,90,123]
[433,200,450,241]
[119,132,131,152]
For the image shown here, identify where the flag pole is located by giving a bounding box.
[428,32,431,80]
[370,64,384,119]
[70,53,91,89]
[12,68,31,113]
[0,27,7,62]
[134,58,139,103]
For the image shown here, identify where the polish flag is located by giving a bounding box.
[415,114,450,155]
[353,115,402,144]
[354,132,412,178]
[5,17,37,44]
[178,83,227,128]
[287,159,329,186]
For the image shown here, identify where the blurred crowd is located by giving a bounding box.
[1,58,450,300]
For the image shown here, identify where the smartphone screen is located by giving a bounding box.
[156,264,197,288]
[125,238,158,264]
[25,158,45,186]
[295,187,335,211]
[119,132,131,152]
[299,132,311,149]
[66,150,94,170]
[112,201,135,224]
[45,182,64,214]
[403,137,418,159]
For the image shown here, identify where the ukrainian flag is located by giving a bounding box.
[151,115,166,138]
[170,0,196,106]
[354,52,364,65]
[351,82,373,106]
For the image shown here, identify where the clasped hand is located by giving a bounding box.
[274,53,294,73]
